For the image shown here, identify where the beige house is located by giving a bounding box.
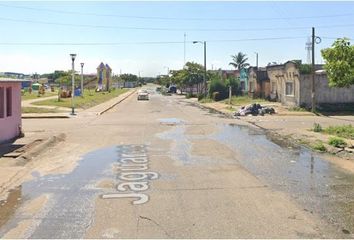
[267,61,300,106]
[265,61,354,107]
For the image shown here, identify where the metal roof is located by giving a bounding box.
[0,78,29,82]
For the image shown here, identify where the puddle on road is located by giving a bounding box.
[159,118,184,126]
[0,187,22,228]
[213,124,354,236]
[157,119,354,236]
[0,146,127,238]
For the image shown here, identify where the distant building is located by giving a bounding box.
[239,68,249,92]
[0,78,23,143]
[0,72,26,79]
[250,61,354,107]
[96,62,112,91]
[248,67,270,99]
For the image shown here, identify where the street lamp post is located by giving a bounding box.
[193,41,207,95]
[70,54,76,115]
[80,63,84,97]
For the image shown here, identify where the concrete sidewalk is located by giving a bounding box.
[21,89,136,118]
[2,89,136,158]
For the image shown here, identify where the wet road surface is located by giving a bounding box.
[1,87,354,238]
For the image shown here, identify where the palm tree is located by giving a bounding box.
[229,52,250,70]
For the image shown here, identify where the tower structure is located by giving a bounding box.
[305,37,312,64]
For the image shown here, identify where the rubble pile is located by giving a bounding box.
[234,103,275,116]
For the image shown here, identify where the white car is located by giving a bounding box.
[137,89,149,100]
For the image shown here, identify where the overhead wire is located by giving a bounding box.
[0,16,354,32]
[0,3,353,21]
[0,37,307,46]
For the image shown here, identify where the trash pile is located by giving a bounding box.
[234,103,275,116]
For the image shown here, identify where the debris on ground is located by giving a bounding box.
[234,103,275,116]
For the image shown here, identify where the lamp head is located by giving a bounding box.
[80,63,84,67]
[192,41,198,44]
[70,54,77,61]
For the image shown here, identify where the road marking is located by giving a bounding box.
[101,145,159,205]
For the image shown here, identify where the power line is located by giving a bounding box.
[321,36,353,40]
[1,16,354,32]
[0,3,354,22]
[0,37,307,46]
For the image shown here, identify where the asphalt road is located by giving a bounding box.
[1,85,354,238]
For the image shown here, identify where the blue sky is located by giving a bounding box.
[0,1,353,77]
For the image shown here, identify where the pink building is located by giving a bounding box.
[0,79,22,143]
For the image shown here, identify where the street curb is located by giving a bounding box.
[22,115,70,119]
[16,133,66,164]
[97,89,137,115]
[196,102,234,119]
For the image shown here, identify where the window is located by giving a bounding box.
[285,82,293,96]
[0,87,4,118]
[6,87,12,117]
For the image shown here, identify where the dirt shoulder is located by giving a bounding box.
[195,99,354,171]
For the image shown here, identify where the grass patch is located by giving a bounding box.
[223,96,269,106]
[225,106,234,112]
[22,107,64,114]
[199,97,214,103]
[328,136,347,148]
[32,88,129,109]
[311,140,327,152]
[289,106,308,112]
[323,125,354,140]
[313,123,323,132]
[21,91,58,101]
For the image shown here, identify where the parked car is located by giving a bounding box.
[137,89,149,100]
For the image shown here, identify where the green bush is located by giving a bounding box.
[197,93,205,101]
[313,123,323,132]
[212,92,220,101]
[312,141,327,152]
[324,125,354,140]
[208,78,227,100]
[225,77,240,96]
[328,137,347,148]
[289,106,307,112]
[186,93,197,99]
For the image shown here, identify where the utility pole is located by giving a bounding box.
[184,33,186,66]
[204,41,207,95]
[311,27,315,113]
[80,63,84,97]
[254,52,259,69]
[70,54,76,115]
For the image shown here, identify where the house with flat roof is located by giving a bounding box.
[265,61,354,107]
[0,78,23,143]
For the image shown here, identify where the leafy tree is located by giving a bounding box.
[169,62,205,94]
[292,60,312,74]
[156,75,171,87]
[120,73,138,82]
[184,62,205,90]
[321,38,354,87]
[229,52,250,70]
[55,70,80,88]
